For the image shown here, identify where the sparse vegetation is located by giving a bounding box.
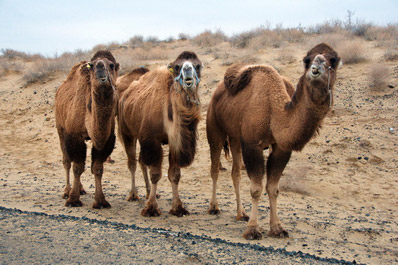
[2,17,397,86]
[368,64,389,90]
[338,40,366,64]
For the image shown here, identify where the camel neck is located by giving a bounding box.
[278,78,330,151]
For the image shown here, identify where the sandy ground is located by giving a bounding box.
[0,41,397,264]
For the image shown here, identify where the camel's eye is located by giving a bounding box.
[330,57,337,68]
[109,64,114,70]
[195,64,201,72]
[174,65,180,73]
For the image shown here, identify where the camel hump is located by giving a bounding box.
[224,64,276,96]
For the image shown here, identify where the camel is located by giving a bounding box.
[118,51,202,217]
[55,50,119,208]
[206,43,340,239]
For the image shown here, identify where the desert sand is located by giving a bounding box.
[0,39,397,264]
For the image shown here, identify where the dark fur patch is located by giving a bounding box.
[65,134,87,163]
[241,140,265,177]
[172,119,198,167]
[225,68,252,96]
[91,133,116,163]
[131,67,149,75]
[175,51,199,61]
[266,145,291,179]
[140,139,163,166]
[91,50,116,64]
[87,97,92,112]
[168,100,173,121]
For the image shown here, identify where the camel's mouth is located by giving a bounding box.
[310,65,324,79]
[98,76,108,84]
[184,77,194,88]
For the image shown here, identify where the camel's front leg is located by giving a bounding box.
[65,161,85,207]
[266,144,291,238]
[241,142,265,240]
[230,138,249,221]
[208,140,223,215]
[90,134,115,209]
[168,162,189,217]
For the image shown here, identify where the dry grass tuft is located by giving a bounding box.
[193,29,227,47]
[338,40,366,64]
[276,48,296,64]
[368,64,389,91]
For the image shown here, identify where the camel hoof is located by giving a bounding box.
[141,206,161,217]
[243,226,263,240]
[208,208,220,215]
[62,193,69,199]
[65,199,83,207]
[92,200,111,209]
[169,206,189,217]
[236,213,250,222]
[267,229,289,238]
[127,193,139,201]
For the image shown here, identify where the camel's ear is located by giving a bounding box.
[87,63,94,70]
[330,56,341,69]
[303,56,311,69]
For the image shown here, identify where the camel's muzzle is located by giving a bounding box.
[175,62,200,91]
[309,54,327,79]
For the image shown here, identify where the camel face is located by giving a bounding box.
[303,43,340,104]
[88,58,119,91]
[169,51,202,95]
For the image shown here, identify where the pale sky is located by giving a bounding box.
[0,0,397,56]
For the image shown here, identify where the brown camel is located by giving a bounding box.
[118,51,202,217]
[116,67,150,199]
[55,50,119,208]
[206,43,340,239]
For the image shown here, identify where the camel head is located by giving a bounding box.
[303,43,340,106]
[87,50,119,92]
[168,51,202,97]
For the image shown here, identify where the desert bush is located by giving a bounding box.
[0,58,25,75]
[384,47,398,61]
[128,35,144,48]
[338,40,366,64]
[276,48,296,64]
[178,33,190,41]
[193,29,227,47]
[231,28,261,48]
[307,19,344,34]
[368,64,389,90]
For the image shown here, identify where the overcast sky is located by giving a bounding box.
[0,0,397,56]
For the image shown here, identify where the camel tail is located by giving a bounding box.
[224,67,252,96]
[223,138,231,160]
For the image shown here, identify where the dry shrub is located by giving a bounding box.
[368,64,389,90]
[338,40,366,64]
[22,50,90,85]
[193,29,227,47]
[178,33,190,41]
[276,48,296,64]
[0,58,25,75]
[307,33,347,50]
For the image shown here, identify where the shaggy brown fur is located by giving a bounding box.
[117,67,149,94]
[118,51,202,217]
[207,43,340,239]
[55,50,119,209]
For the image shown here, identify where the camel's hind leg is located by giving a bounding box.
[57,128,85,199]
[140,139,162,217]
[168,155,189,217]
[229,138,249,221]
[266,144,291,238]
[91,133,116,209]
[138,155,151,199]
[120,134,139,201]
[64,134,87,207]
[241,141,265,240]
